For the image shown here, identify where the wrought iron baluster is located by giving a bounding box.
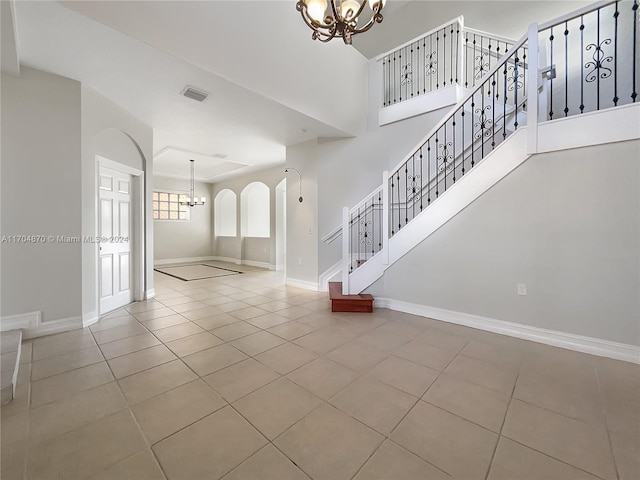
[399,50,403,102]
[393,52,397,104]
[419,147,424,211]
[465,32,469,88]
[390,175,395,235]
[565,22,569,116]
[427,140,431,204]
[597,9,601,110]
[413,153,418,218]
[580,17,585,113]
[443,28,447,87]
[461,108,466,175]
[502,62,508,139]
[514,51,519,129]
[396,171,401,232]
[357,210,361,269]
[378,192,382,251]
[549,27,554,119]
[452,115,456,183]
[491,72,496,148]
[404,163,408,226]
[522,48,527,110]
[443,127,448,192]
[473,34,477,87]
[426,35,430,93]
[613,2,619,106]
[471,97,476,166]
[439,29,443,89]
[450,24,454,85]
[632,0,637,102]
[455,23,460,84]
[382,58,386,106]
[416,39,421,97]
[435,134,440,198]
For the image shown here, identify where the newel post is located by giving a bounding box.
[341,206,350,295]
[527,23,540,154]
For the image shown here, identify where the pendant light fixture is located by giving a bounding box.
[296,0,386,45]
[180,159,206,207]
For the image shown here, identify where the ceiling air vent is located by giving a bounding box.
[212,153,228,159]
[181,86,209,102]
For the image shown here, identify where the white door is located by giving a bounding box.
[99,167,134,313]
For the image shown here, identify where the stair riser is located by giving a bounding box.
[331,300,373,313]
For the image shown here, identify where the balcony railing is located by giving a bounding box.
[380,18,463,107]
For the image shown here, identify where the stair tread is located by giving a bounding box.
[328,282,373,301]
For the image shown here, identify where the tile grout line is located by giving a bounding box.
[593,364,622,480]
[482,353,523,480]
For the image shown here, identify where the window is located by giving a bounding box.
[152,191,190,221]
[241,182,270,237]
[214,189,237,236]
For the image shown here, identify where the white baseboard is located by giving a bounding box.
[318,261,342,292]
[82,311,99,328]
[241,260,276,270]
[0,312,84,339]
[145,289,156,300]
[1,311,41,331]
[210,256,242,265]
[210,256,274,270]
[285,277,320,292]
[25,316,83,339]
[375,297,640,364]
[1,311,85,339]
[154,256,217,266]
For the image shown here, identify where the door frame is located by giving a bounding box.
[96,156,145,314]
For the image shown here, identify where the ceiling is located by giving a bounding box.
[10,0,372,182]
[7,1,590,182]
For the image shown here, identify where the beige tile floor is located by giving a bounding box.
[1,264,639,480]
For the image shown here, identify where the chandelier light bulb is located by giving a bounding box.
[340,0,360,20]
[306,0,327,22]
[367,0,385,11]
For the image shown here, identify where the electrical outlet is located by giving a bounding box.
[517,283,527,296]
[307,227,313,234]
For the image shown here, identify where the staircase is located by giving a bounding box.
[329,282,374,313]
[335,0,639,296]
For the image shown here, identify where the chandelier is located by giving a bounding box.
[296,0,386,45]
[179,159,206,207]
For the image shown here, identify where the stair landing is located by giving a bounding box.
[329,282,374,313]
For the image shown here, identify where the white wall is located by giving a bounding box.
[211,166,285,269]
[152,176,212,262]
[367,140,640,346]
[1,67,82,322]
[82,86,154,320]
[286,140,319,287]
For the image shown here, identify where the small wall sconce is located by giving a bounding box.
[284,168,304,202]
